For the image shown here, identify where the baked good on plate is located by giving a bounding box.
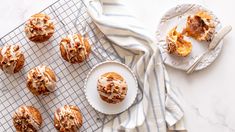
[97,72,128,104]
[27,65,56,95]
[60,34,91,64]
[25,13,55,42]
[0,44,25,74]
[166,26,192,57]
[13,106,42,132]
[182,11,215,41]
[54,105,83,132]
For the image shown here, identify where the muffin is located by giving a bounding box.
[13,106,42,132]
[54,105,83,132]
[182,11,215,42]
[0,44,25,74]
[27,65,56,95]
[97,72,128,104]
[25,13,55,42]
[166,26,192,57]
[60,34,91,64]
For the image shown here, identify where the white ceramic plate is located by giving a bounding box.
[156,4,223,71]
[84,61,138,115]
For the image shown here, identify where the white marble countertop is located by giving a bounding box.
[1,0,235,132]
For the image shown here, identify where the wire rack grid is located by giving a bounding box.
[0,0,139,131]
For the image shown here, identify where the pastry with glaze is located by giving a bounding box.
[13,106,42,132]
[54,105,83,132]
[97,72,128,104]
[27,65,56,95]
[0,44,25,74]
[182,11,215,42]
[25,13,55,42]
[166,26,192,57]
[59,34,91,64]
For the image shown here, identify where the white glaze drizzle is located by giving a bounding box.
[25,14,54,38]
[80,36,87,60]
[29,65,56,93]
[97,76,127,100]
[61,34,88,63]
[55,105,81,131]
[1,45,21,74]
[14,106,40,131]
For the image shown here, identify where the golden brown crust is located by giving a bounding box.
[54,105,83,132]
[166,26,192,57]
[60,44,69,62]
[14,53,25,73]
[59,34,91,64]
[30,34,53,43]
[25,13,54,43]
[182,11,215,42]
[46,67,56,82]
[97,72,128,104]
[13,106,42,132]
[27,65,56,95]
[0,45,25,74]
[102,72,124,81]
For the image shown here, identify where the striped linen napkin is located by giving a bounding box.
[86,0,185,131]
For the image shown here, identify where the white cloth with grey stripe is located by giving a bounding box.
[86,0,185,131]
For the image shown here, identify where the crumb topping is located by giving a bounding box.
[25,14,54,39]
[97,73,127,103]
[27,65,56,94]
[60,34,89,63]
[0,45,22,74]
[54,105,82,131]
[13,106,40,132]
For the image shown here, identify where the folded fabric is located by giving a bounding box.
[86,0,185,131]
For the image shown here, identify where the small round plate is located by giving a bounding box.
[156,4,223,71]
[84,61,138,115]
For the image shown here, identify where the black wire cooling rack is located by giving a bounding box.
[0,0,145,131]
